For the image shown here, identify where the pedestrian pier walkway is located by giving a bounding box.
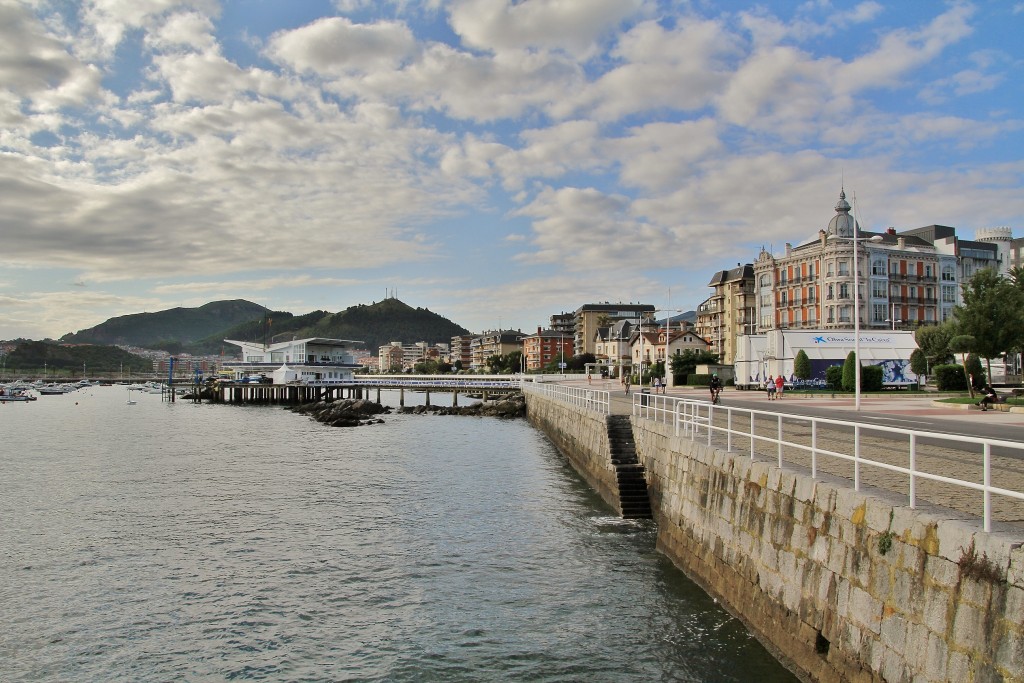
[212,376,522,406]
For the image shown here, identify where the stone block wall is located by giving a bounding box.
[524,394,620,515]
[632,417,1024,683]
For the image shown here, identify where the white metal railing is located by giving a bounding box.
[632,394,1024,533]
[522,380,610,415]
[352,378,520,389]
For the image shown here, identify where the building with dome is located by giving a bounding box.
[751,189,958,333]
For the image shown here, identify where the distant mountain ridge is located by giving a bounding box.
[61,300,270,347]
[61,298,471,356]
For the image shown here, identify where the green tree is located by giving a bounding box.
[909,348,928,377]
[915,320,956,368]
[842,351,857,392]
[669,349,719,379]
[949,334,976,397]
[954,268,1024,380]
[965,353,985,387]
[793,350,811,381]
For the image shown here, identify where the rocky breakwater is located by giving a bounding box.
[397,393,526,418]
[290,398,391,427]
[290,393,526,427]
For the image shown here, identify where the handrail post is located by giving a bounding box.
[909,433,917,509]
[727,408,732,452]
[777,414,783,468]
[811,421,817,478]
[984,443,992,533]
[707,405,712,446]
[854,425,861,491]
[750,412,755,461]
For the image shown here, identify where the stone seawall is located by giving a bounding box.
[523,391,1024,682]
[633,417,1024,683]
[524,391,622,515]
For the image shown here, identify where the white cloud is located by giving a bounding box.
[78,0,219,59]
[611,119,722,192]
[145,10,217,52]
[448,0,647,58]
[0,2,106,113]
[512,186,677,271]
[835,3,975,95]
[554,19,740,121]
[268,17,417,75]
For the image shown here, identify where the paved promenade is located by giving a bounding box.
[563,378,1024,530]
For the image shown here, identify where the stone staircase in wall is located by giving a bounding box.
[606,415,652,519]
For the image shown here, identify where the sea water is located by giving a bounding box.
[0,386,797,682]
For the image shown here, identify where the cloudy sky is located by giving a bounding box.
[1,0,1022,341]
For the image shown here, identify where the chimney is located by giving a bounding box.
[887,227,896,235]
[898,237,906,248]
[785,242,792,256]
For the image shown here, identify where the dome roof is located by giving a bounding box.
[827,189,859,238]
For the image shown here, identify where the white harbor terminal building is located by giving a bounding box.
[222,337,362,384]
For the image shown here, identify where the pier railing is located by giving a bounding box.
[522,380,610,415]
[632,394,1024,532]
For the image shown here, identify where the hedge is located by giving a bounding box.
[934,364,968,391]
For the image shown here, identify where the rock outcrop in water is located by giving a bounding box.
[396,393,525,418]
[290,398,391,427]
[289,392,525,427]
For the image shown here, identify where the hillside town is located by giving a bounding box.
[365,190,1024,383]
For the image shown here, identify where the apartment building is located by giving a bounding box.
[752,190,956,333]
[694,264,756,365]
[469,330,522,371]
[572,302,655,356]
[520,327,575,371]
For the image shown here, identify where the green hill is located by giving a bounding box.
[300,298,470,352]
[186,309,333,355]
[61,299,270,348]
[54,298,470,357]
[4,340,152,375]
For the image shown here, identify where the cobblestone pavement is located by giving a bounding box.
[569,379,1024,531]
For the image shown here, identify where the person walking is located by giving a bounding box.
[624,375,631,395]
[775,374,785,399]
[766,375,776,401]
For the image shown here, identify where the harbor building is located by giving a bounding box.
[223,337,363,383]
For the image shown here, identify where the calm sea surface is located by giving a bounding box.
[0,386,797,682]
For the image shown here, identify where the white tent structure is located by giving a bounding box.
[734,330,918,389]
[272,364,300,384]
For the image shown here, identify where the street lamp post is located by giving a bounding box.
[885,301,902,330]
[830,232,883,410]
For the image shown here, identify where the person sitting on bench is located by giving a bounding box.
[979,384,999,411]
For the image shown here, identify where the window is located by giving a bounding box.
[760,274,771,287]
[839,283,849,299]
[942,265,955,282]
[925,264,933,278]
[808,263,816,278]
[872,304,886,322]
[942,286,957,303]
[827,262,834,277]
[807,286,816,302]
[872,280,887,297]
[872,258,886,275]
[838,261,849,276]
[780,291,788,305]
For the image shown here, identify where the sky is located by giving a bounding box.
[1,0,1022,342]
